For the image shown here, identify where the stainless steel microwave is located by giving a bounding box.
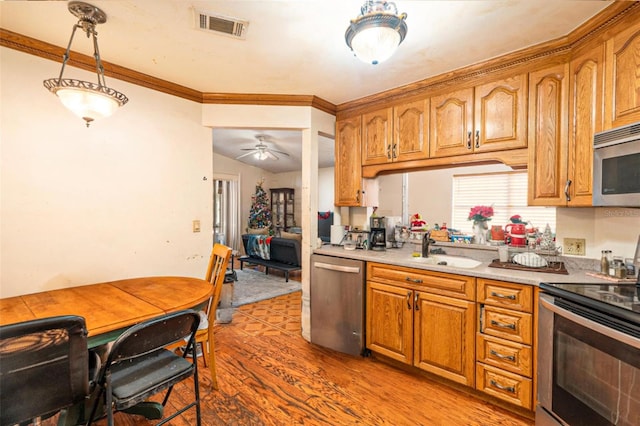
[593,121,640,206]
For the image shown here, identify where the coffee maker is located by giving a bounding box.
[369,216,386,251]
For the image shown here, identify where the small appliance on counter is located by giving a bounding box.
[344,229,369,250]
[330,224,348,246]
[369,216,386,251]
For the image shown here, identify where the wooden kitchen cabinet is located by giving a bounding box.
[528,43,604,207]
[567,44,604,206]
[366,280,414,364]
[362,108,393,166]
[476,278,535,409]
[430,74,527,158]
[604,22,640,128]
[414,291,475,386]
[394,99,430,162]
[335,116,378,206]
[362,100,429,166]
[366,263,476,386]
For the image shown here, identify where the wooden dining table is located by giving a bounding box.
[0,276,213,348]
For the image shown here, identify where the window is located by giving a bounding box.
[451,171,556,233]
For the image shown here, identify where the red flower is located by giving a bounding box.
[468,205,494,221]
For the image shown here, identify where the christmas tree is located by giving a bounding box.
[248,179,272,231]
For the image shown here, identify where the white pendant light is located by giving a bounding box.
[345,1,408,65]
[43,1,128,127]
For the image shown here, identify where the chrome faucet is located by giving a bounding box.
[421,231,434,257]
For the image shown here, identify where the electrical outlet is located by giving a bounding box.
[192,220,201,233]
[564,238,586,256]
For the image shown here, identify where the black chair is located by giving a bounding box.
[0,315,90,426]
[87,310,202,426]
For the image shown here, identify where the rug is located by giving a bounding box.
[231,269,301,307]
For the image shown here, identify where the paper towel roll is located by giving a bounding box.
[330,225,346,245]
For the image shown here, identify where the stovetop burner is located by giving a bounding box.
[540,282,640,325]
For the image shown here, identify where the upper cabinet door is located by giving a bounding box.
[527,64,569,206]
[568,44,604,207]
[335,116,363,206]
[605,24,640,128]
[394,99,430,162]
[474,74,528,153]
[430,87,474,157]
[362,108,393,166]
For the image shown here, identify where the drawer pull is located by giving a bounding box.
[490,291,516,300]
[490,380,515,394]
[489,350,516,362]
[405,277,423,284]
[491,320,516,330]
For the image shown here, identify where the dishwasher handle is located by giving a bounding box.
[313,261,361,274]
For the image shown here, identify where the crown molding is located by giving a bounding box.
[0,28,336,114]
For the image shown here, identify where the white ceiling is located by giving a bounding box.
[1,0,611,172]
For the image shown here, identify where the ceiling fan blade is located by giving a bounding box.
[265,150,279,160]
[269,149,290,157]
[235,151,257,160]
[240,148,257,151]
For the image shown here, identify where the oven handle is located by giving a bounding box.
[539,295,640,350]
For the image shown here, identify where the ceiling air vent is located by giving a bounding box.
[195,10,248,40]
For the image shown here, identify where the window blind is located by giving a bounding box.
[451,171,556,234]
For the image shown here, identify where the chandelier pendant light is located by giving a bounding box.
[43,1,128,127]
[345,1,408,65]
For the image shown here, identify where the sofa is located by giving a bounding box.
[239,235,301,282]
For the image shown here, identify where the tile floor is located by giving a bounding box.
[228,290,302,337]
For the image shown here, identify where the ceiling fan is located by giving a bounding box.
[235,135,290,161]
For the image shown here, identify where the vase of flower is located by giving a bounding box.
[468,205,494,245]
[472,220,488,245]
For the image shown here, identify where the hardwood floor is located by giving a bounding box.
[58,288,534,426]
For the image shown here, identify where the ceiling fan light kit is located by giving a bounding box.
[345,0,408,65]
[235,135,290,161]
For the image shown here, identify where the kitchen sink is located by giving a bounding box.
[411,255,482,269]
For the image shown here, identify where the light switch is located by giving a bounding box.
[192,220,201,233]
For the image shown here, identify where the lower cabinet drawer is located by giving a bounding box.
[476,334,532,377]
[476,363,532,409]
[480,305,532,344]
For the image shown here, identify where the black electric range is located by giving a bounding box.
[539,281,640,327]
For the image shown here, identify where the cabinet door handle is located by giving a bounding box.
[467,131,472,149]
[490,291,516,300]
[489,350,516,362]
[475,130,480,148]
[405,277,423,284]
[406,291,412,310]
[356,189,360,204]
[414,292,420,311]
[393,143,397,159]
[491,320,516,330]
[564,180,572,202]
[387,145,392,160]
[490,380,516,394]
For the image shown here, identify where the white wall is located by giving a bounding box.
[1,48,213,297]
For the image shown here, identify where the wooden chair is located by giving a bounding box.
[198,243,232,388]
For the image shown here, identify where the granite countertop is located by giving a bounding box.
[313,243,614,286]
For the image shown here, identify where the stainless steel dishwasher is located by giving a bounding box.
[310,254,365,356]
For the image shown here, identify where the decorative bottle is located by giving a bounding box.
[600,250,609,275]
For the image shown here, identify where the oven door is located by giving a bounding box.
[538,294,640,426]
[593,139,640,207]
